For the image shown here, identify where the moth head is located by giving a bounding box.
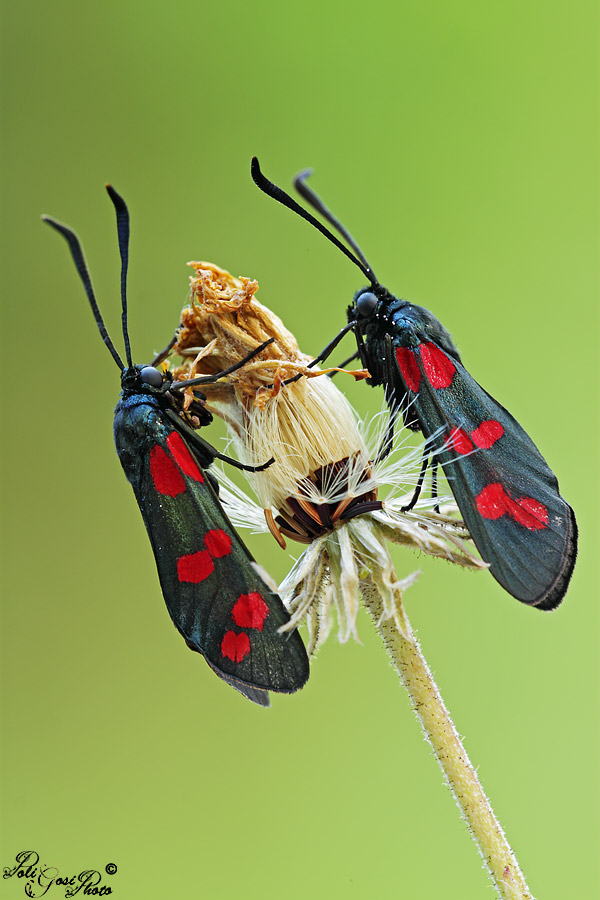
[351,283,396,323]
[121,365,172,393]
[353,288,379,319]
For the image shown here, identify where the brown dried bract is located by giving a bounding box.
[167,261,376,518]
[171,262,311,403]
[170,262,369,412]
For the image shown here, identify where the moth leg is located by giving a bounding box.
[400,448,430,512]
[151,332,178,367]
[326,349,360,378]
[172,338,275,390]
[355,326,369,367]
[280,321,357,387]
[431,460,440,514]
[184,424,274,473]
[374,401,399,463]
[212,450,275,473]
[375,334,402,463]
[163,408,275,472]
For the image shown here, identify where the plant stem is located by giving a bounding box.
[361,576,534,900]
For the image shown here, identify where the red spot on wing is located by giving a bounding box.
[221,630,251,663]
[395,347,421,391]
[232,593,269,631]
[509,497,549,530]
[471,420,504,449]
[419,343,456,388]
[204,529,233,559]
[475,483,507,519]
[166,431,204,483]
[476,483,548,531]
[177,550,214,583]
[176,530,233,585]
[150,445,186,496]
[445,427,473,455]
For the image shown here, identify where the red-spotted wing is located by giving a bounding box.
[394,339,577,608]
[115,395,309,705]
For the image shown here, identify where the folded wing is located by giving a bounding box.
[124,408,309,702]
[393,340,577,608]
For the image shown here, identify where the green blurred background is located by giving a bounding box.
[2,1,598,897]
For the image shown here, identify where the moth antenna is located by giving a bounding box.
[106,185,133,368]
[294,168,377,281]
[42,214,125,371]
[251,157,377,285]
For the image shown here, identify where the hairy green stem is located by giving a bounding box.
[361,576,534,900]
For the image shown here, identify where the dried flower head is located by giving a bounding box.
[170,262,372,526]
[168,262,485,653]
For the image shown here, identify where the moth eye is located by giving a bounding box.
[140,366,164,387]
[355,291,378,317]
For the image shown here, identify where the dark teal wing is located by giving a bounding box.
[117,402,309,703]
[393,339,577,608]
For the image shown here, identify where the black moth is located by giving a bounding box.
[43,186,309,706]
[251,158,577,609]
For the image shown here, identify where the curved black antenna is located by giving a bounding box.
[251,157,376,285]
[106,185,133,368]
[42,215,125,370]
[294,168,377,280]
